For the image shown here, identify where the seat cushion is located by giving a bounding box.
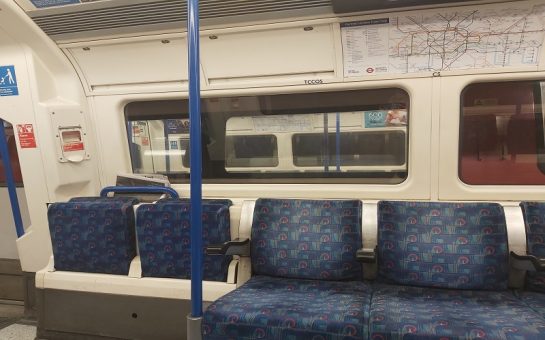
[370,284,545,340]
[136,201,231,281]
[520,202,545,292]
[48,198,139,275]
[202,276,371,340]
[377,201,509,290]
[251,198,363,281]
[517,291,545,319]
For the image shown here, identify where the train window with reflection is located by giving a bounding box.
[460,80,545,185]
[0,122,23,186]
[125,88,409,184]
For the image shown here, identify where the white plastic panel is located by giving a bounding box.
[36,270,236,302]
[201,24,337,81]
[67,39,189,88]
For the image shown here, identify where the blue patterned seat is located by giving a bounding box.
[203,198,368,339]
[251,198,363,281]
[370,201,545,339]
[370,284,545,340]
[517,291,545,320]
[136,200,232,281]
[520,201,545,292]
[377,201,509,290]
[48,197,139,275]
[203,275,371,340]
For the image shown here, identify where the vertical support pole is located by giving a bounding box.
[163,122,171,173]
[0,120,24,237]
[323,113,329,172]
[187,0,203,320]
[335,112,341,172]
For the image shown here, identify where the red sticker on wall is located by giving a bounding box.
[17,124,37,148]
[63,142,84,152]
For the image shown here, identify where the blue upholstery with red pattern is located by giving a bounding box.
[520,201,545,292]
[202,198,368,339]
[48,197,139,275]
[251,198,363,281]
[202,276,371,340]
[370,284,545,340]
[377,201,509,290]
[516,291,545,320]
[136,200,232,281]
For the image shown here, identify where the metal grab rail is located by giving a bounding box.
[99,185,179,198]
[0,120,24,238]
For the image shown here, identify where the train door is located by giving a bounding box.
[0,120,30,304]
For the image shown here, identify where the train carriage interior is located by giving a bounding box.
[1,0,545,339]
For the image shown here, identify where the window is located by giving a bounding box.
[125,88,410,184]
[0,122,23,186]
[292,131,406,167]
[225,135,278,168]
[460,80,545,185]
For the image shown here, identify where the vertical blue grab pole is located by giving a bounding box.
[187,0,203,334]
[323,113,329,172]
[336,112,341,172]
[0,120,24,238]
[163,122,171,173]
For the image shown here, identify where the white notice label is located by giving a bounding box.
[341,19,390,77]
[253,116,313,133]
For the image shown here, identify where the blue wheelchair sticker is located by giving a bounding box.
[30,0,80,9]
[0,66,18,97]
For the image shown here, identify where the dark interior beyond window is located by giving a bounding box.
[459,80,545,185]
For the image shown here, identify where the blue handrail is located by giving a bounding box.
[99,186,179,198]
[0,120,24,238]
[188,0,203,318]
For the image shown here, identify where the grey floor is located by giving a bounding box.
[0,300,36,340]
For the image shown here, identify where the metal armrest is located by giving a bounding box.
[357,247,377,264]
[206,238,250,256]
[510,251,545,272]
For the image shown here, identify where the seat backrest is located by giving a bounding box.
[520,201,545,292]
[251,198,363,281]
[48,197,139,275]
[136,200,232,281]
[377,201,509,290]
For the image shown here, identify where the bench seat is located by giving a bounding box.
[370,283,545,340]
[517,291,545,320]
[136,200,232,281]
[48,197,139,275]
[203,275,371,340]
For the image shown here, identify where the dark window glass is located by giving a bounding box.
[460,80,545,185]
[225,135,278,168]
[293,131,406,167]
[0,123,23,186]
[125,88,409,184]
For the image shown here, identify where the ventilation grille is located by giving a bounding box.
[32,0,332,37]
